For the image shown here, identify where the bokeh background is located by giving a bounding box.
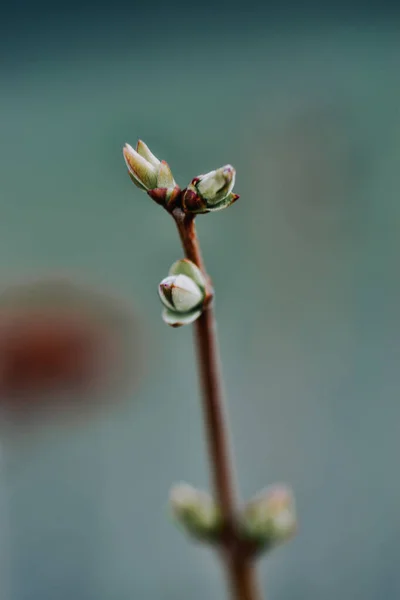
[1,2,400,599]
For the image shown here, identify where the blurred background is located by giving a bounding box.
[1,1,400,598]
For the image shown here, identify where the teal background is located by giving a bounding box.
[1,14,400,600]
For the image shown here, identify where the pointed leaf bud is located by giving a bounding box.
[123,141,181,209]
[240,485,297,555]
[182,165,239,214]
[123,143,158,190]
[158,260,206,328]
[170,483,222,542]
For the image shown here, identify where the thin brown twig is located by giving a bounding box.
[172,207,263,600]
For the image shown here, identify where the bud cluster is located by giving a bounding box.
[169,481,297,556]
[123,140,239,214]
[123,138,298,565]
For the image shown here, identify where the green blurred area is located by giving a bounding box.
[0,18,400,600]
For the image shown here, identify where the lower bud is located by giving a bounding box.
[158,260,206,327]
[239,485,297,555]
[170,483,222,542]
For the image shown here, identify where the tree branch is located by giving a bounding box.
[172,207,263,600]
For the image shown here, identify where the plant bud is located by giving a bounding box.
[240,485,297,554]
[123,143,158,191]
[182,165,239,214]
[197,165,235,202]
[158,259,206,327]
[170,483,222,542]
[159,275,203,313]
[123,140,180,207]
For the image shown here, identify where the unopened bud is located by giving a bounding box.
[123,143,158,191]
[158,259,206,327]
[159,275,203,313]
[197,165,235,202]
[123,140,180,207]
[170,483,222,542]
[240,485,297,554]
[182,165,239,214]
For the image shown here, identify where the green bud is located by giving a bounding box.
[159,274,203,313]
[123,140,180,207]
[182,165,239,214]
[240,485,297,554]
[170,483,222,542]
[158,260,206,328]
[197,165,236,203]
[123,143,158,191]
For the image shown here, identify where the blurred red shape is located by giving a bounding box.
[0,277,140,419]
